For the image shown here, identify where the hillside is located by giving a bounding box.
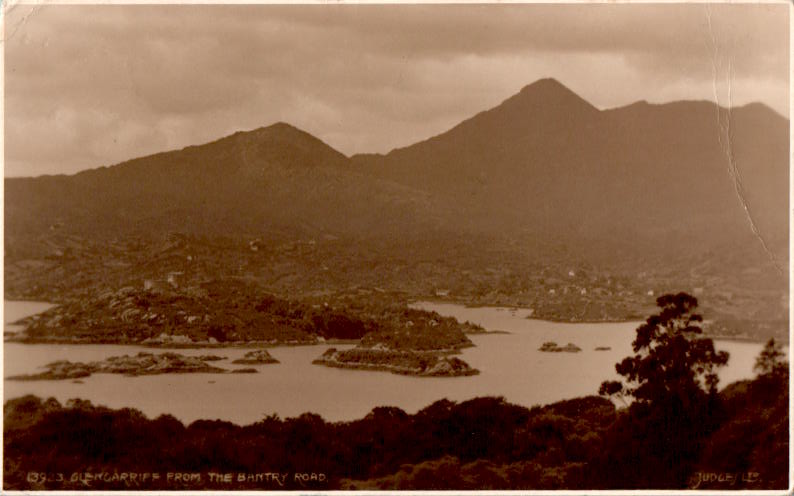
[353,78,788,268]
[9,79,787,265]
[5,122,440,254]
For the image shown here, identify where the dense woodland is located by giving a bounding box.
[4,294,788,490]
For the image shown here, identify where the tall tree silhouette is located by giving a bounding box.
[596,292,730,488]
[600,292,729,405]
[754,338,788,379]
[752,337,788,395]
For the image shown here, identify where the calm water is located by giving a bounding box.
[4,300,54,332]
[3,300,765,424]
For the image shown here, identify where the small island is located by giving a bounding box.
[538,341,582,353]
[232,349,279,365]
[6,352,269,381]
[313,311,479,377]
[6,284,485,351]
[314,348,478,377]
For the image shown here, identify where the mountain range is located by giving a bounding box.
[354,78,788,265]
[8,78,787,266]
[5,78,789,332]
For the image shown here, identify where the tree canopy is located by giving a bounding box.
[754,338,788,379]
[600,292,729,407]
[594,292,732,488]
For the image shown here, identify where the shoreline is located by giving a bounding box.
[4,337,359,349]
[415,299,774,345]
[4,299,775,347]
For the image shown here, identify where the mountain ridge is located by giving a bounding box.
[5,78,788,341]
[7,79,787,181]
[7,78,787,261]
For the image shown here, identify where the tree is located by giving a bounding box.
[594,292,730,488]
[754,338,788,379]
[752,338,788,395]
[599,292,729,407]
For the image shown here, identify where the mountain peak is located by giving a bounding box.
[242,121,308,139]
[221,121,305,144]
[264,121,301,132]
[519,77,568,93]
[227,121,344,154]
[224,121,350,168]
[734,101,787,121]
[508,78,598,113]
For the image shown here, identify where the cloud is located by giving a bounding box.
[4,3,788,177]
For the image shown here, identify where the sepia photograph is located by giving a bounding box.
[2,1,791,492]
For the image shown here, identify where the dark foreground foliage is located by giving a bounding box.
[593,293,733,487]
[4,369,787,490]
[3,394,610,490]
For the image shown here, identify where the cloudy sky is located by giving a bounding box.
[4,3,789,177]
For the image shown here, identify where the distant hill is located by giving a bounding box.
[352,78,788,269]
[5,122,439,255]
[8,79,787,265]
